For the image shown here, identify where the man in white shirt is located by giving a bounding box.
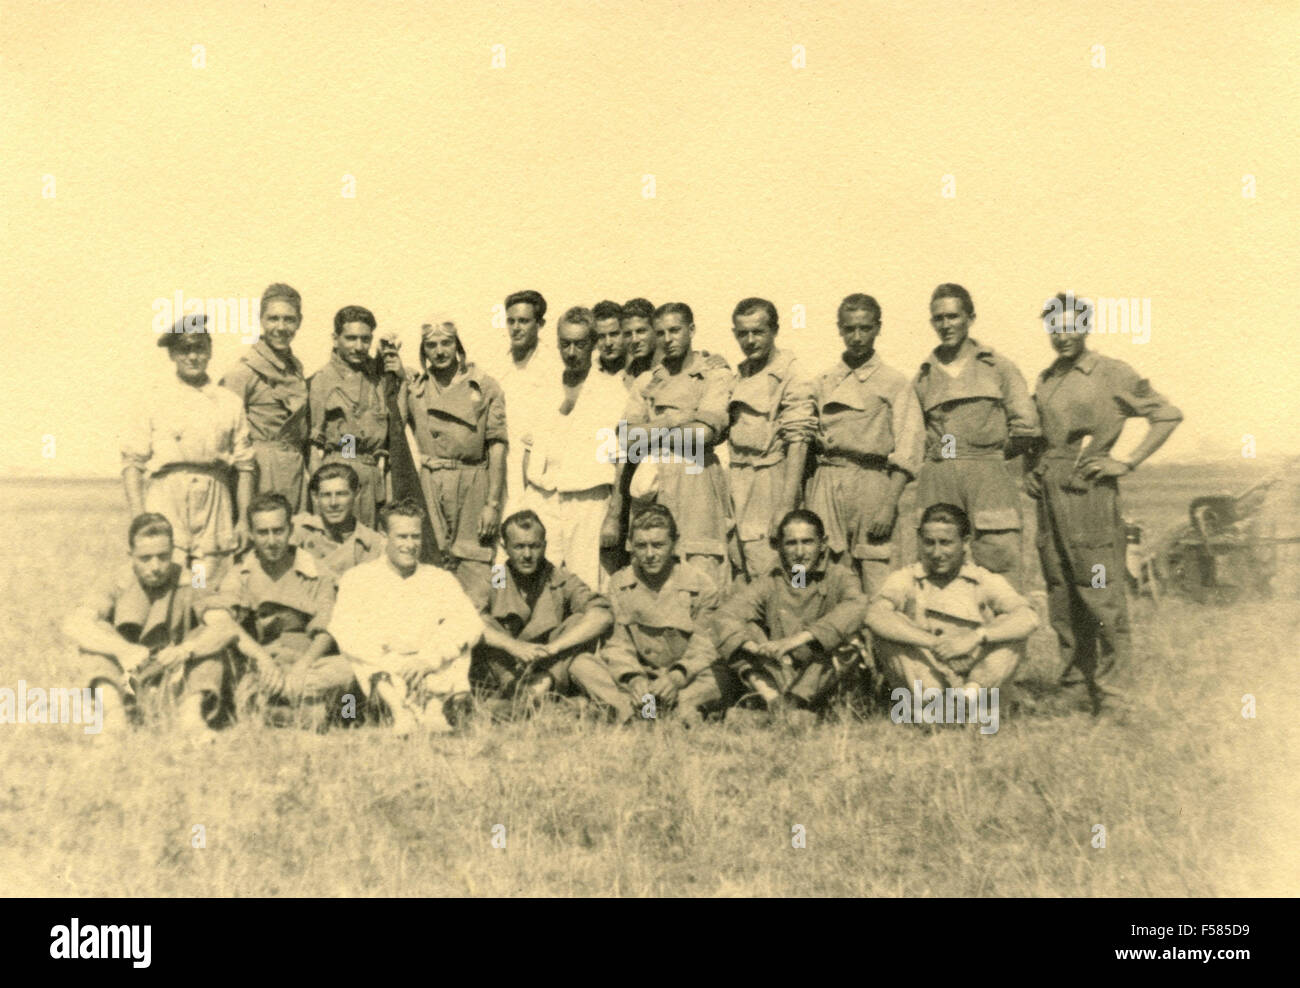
[328,497,484,734]
[494,289,561,517]
[521,306,627,590]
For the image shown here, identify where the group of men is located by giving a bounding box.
[67,282,1182,734]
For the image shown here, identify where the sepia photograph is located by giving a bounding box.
[1,0,1295,948]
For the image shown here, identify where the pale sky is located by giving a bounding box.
[3,0,1296,477]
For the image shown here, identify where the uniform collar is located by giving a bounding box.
[909,560,982,584]
[248,340,301,376]
[616,559,710,593]
[919,337,992,373]
[739,347,793,380]
[238,546,320,579]
[838,351,881,383]
[1044,349,1098,379]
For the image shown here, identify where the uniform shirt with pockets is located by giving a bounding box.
[220,341,310,444]
[308,352,389,458]
[208,547,335,645]
[404,363,508,463]
[602,561,719,683]
[913,339,1040,460]
[810,354,924,477]
[463,559,610,643]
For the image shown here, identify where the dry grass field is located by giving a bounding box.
[2,465,1297,897]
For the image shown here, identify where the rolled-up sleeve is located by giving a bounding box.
[120,402,152,473]
[775,366,818,446]
[483,377,509,445]
[693,365,733,437]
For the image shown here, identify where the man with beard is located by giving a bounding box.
[307,305,389,527]
[714,510,867,724]
[292,463,385,576]
[464,510,613,714]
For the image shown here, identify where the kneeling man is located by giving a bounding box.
[463,510,613,713]
[328,497,484,734]
[63,513,236,734]
[571,504,725,725]
[208,494,354,714]
[867,503,1038,705]
[714,509,867,719]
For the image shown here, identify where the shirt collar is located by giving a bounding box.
[909,560,982,585]
[920,337,991,373]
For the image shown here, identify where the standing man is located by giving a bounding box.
[398,317,507,586]
[221,283,310,510]
[620,297,660,386]
[463,510,613,711]
[495,290,560,517]
[806,294,925,595]
[714,509,868,722]
[329,498,484,734]
[292,463,386,575]
[868,503,1039,704]
[307,305,389,528]
[63,513,237,734]
[913,284,1040,589]
[573,505,727,726]
[207,494,352,712]
[123,316,254,587]
[593,300,632,383]
[604,302,734,590]
[522,306,627,590]
[1030,293,1182,713]
[725,297,817,582]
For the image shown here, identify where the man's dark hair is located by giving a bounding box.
[593,300,624,323]
[919,502,972,539]
[653,301,694,325]
[334,305,376,334]
[838,293,882,324]
[773,508,826,545]
[629,503,679,542]
[260,282,302,317]
[505,290,547,323]
[931,283,975,319]
[309,462,360,496]
[128,512,174,549]
[732,297,778,330]
[501,509,547,545]
[247,493,293,527]
[380,497,428,532]
[621,297,655,322]
[1040,291,1093,323]
[558,306,596,340]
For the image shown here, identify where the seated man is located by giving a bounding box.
[207,493,353,717]
[62,512,237,734]
[463,510,613,714]
[571,504,726,726]
[867,502,1038,704]
[291,462,385,576]
[328,497,484,735]
[714,509,867,722]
